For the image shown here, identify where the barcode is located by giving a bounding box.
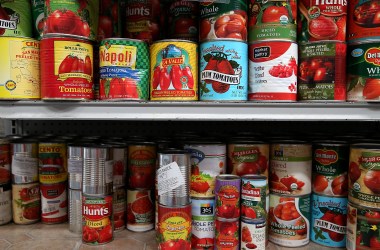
[43,206,57,213]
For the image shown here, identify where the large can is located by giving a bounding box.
[248,41,298,101]
[113,186,126,231]
[0,183,12,225]
[98,0,122,40]
[127,189,154,232]
[215,174,240,219]
[40,182,68,224]
[150,40,198,101]
[67,144,83,190]
[191,198,215,250]
[69,188,82,233]
[167,0,198,41]
[0,0,33,38]
[241,175,267,220]
[12,183,41,224]
[31,0,45,39]
[241,218,266,250]
[0,139,10,184]
[214,218,240,250]
[40,35,94,100]
[11,141,39,184]
[38,140,67,184]
[99,38,150,101]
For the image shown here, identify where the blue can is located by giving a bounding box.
[199,40,248,101]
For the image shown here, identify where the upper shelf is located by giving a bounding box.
[0,101,379,121]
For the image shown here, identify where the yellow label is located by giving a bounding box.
[39,173,68,184]
[161,216,191,241]
[85,217,110,229]
[100,45,137,69]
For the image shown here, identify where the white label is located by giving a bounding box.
[105,160,114,184]
[68,159,83,173]
[11,156,38,177]
[0,190,11,224]
[41,188,67,219]
[157,161,185,196]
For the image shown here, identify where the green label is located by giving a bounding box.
[312,145,348,176]
[249,24,296,42]
[348,44,380,78]
[300,43,337,58]
[199,0,247,18]
[298,84,335,100]
[349,190,380,203]
[360,151,380,170]
[232,146,260,162]
[0,1,32,37]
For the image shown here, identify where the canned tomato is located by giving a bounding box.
[215,218,240,250]
[12,183,41,224]
[0,140,10,184]
[215,175,240,219]
[128,142,156,189]
[69,189,82,233]
[157,203,192,250]
[248,41,298,101]
[312,141,349,196]
[199,40,247,101]
[0,183,12,225]
[241,175,267,220]
[241,218,266,250]
[127,189,154,232]
[31,0,45,39]
[98,0,121,40]
[99,38,149,101]
[67,144,83,190]
[0,0,32,38]
[40,182,68,224]
[269,141,312,195]
[39,141,67,184]
[191,198,215,250]
[150,40,198,101]
[110,145,127,188]
[167,0,198,41]
[298,42,347,101]
[11,141,38,184]
[113,186,126,231]
[268,194,310,247]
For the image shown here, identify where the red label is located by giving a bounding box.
[216,185,240,219]
[365,48,380,66]
[215,219,239,248]
[315,149,338,165]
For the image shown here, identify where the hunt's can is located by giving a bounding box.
[69,188,82,233]
[241,175,267,220]
[167,0,198,41]
[214,218,240,250]
[11,141,39,184]
[199,40,248,101]
[215,174,241,219]
[40,35,94,100]
[113,186,126,231]
[0,0,33,38]
[127,189,154,232]
[98,0,122,40]
[150,40,198,101]
[31,0,44,39]
[0,183,12,225]
[0,37,40,100]
[241,218,266,250]
[67,144,83,190]
[0,139,10,184]
[99,38,149,101]
[40,182,68,224]
[109,144,127,188]
[248,41,298,101]
[191,198,215,250]
[12,183,41,224]
[38,141,67,184]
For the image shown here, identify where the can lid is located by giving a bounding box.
[312,140,349,146]
[241,217,266,224]
[216,174,241,181]
[270,139,310,145]
[241,174,267,181]
[228,139,267,144]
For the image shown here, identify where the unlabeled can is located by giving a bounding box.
[241,218,266,250]
[126,189,154,232]
[98,0,122,40]
[39,141,67,184]
[215,174,241,219]
[199,40,248,101]
[0,183,12,225]
[11,141,39,184]
[191,198,215,250]
[40,182,68,224]
[248,41,298,101]
[214,218,240,250]
[128,142,156,189]
[109,144,127,188]
[69,188,82,233]
[31,0,45,39]
[12,183,41,224]
[113,186,126,231]
[0,139,10,184]
[0,0,33,38]
[150,40,198,101]
[241,175,267,220]
[67,144,83,190]
[167,0,198,41]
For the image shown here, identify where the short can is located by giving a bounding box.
[67,144,83,190]
[99,38,150,101]
[113,186,126,231]
[40,182,68,224]
[268,193,310,247]
[214,218,240,250]
[31,0,45,39]
[191,198,215,250]
[199,40,248,101]
[126,189,154,232]
[0,139,10,184]
[248,41,298,101]
[150,40,198,101]
[167,0,198,41]
[69,189,82,233]
[109,144,127,188]
[241,218,266,250]
[98,0,122,40]
[0,0,33,38]
[11,141,39,184]
[215,174,241,219]
[0,37,40,100]
[241,175,267,220]
[12,183,41,224]
[38,141,67,184]
[0,183,12,225]
[298,42,347,101]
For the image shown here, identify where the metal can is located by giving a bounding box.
[150,40,198,101]
[67,144,83,190]
[0,183,12,225]
[241,175,267,220]
[38,140,67,184]
[241,218,266,250]
[40,35,94,100]
[31,0,45,39]
[40,182,68,224]
[99,38,150,101]
[0,37,40,100]
[167,0,198,41]
[109,144,127,188]
[11,141,39,184]
[215,174,241,219]
[113,186,126,231]
[98,0,122,40]
[268,193,310,247]
[69,188,82,233]
[191,198,215,250]
[298,42,347,101]
[12,183,41,224]
[0,0,33,38]
[248,41,298,101]
[214,218,240,250]
[269,141,312,195]
[199,40,248,101]
[0,139,10,184]
[126,189,154,232]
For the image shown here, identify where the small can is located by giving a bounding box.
[11,141,39,184]
[199,40,248,101]
[67,144,83,190]
[241,175,267,220]
[215,174,241,219]
[12,183,41,224]
[0,139,10,184]
[38,141,67,184]
[0,183,12,225]
[109,144,127,188]
[113,186,126,231]
[40,182,68,224]
[69,188,82,233]
[31,0,45,39]
[98,0,122,40]
[167,0,198,41]
[82,194,113,245]
[150,40,198,101]
[241,218,266,250]
[0,0,33,38]
[214,218,240,250]
[269,141,312,195]
[248,41,298,101]
[191,198,215,250]
[126,189,154,232]
[298,42,347,101]
[268,193,310,247]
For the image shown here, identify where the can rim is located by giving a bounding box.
[151,39,198,45]
[241,174,267,180]
[216,174,241,181]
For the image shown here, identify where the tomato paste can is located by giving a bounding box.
[69,188,82,233]
[40,182,68,224]
[167,0,198,41]
[68,144,83,190]
[150,40,198,101]
[109,145,127,188]
[98,0,122,40]
[99,38,149,101]
[157,203,192,250]
[40,35,94,100]
[214,174,241,219]
[12,183,41,224]
[127,189,154,232]
[113,186,126,231]
[184,142,227,198]
[191,198,215,250]
[44,0,99,41]
[241,175,267,220]
[82,194,113,245]
[0,183,12,225]
[268,193,310,247]
[11,141,39,184]
[31,0,45,39]
[199,40,248,101]
[0,0,32,38]
[269,141,312,195]
[241,218,266,250]
[0,139,10,185]
[38,140,67,184]
[214,217,240,250]
[248,41,298,101]
[298,42,347,101]
[312,141,349,196]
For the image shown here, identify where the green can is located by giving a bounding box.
[31,0,44,39]
[0,0,33,38]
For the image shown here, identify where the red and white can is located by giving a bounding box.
[127,189,154,232]
[40,182,68,224]
[241,218,267,250]
[214,217,240,250]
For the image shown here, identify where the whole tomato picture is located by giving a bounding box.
[349,162,361,184]
[214,12,247,40]
[363,78,380,99]
[262,5,289,23]
[314,208,346,242]
[364,170,380,194]
[354,0,380,27]
[299,57,334,85]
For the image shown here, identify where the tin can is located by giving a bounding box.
[167,0,198,41]
[268,193,310,247]
[68,144,83,190]
[98,0,122,40]
[113,186,126,231]
[199,40,248,101]
[39,141,67,184]
[0,139,10,184]
[269,141,312,195]
[109,145,127,188]
[12,183,41,224]
[150,40,198,101]
[241,175,267,220]
[31,0,45,39]
[127,189,154,232]
[69,188,82,233]
[11,141,39,184]
[199,0,247,42]
[128,142,156,189]
[0,37,40,100]
[44,0,99,41]
[215,174,241,219]
[214,218,240,250]
[157,203,192,250]
[184,142,227,198]
[191,198,215,250]
[40,35,94,100]
[248,41,298,101]
[82,194,113,245]
[312,141,349,196]
[0,0,33,38]
[0,183,12,225]
[241,218,266,250]
[298,42,347,101]
[99,38,150,101]
[40,182,68,224]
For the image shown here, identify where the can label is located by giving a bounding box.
[39,143,67,184]
[215,178,240,219]
[12,152,39,184]
[167,0,198,41]
[0,183,12,225]
[111,147,127,187]
[248,41,298,101]
[98,0,121,40]
[128,145,156,189]
[12,183,41,224]
[215,218,239,249]
[241,177,267,220]
[199,40,248,101]
[191,198,215,250]
[113,187,126,231]
[150,40,198,101]
[31,0,44,39]
[298,42,347,101]
[241,220,266,250]
[126,189,154,231]
[0,143,10,184]
[0,0,32,37]
[41,182,68,224]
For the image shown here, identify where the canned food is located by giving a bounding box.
[214,218,240,250]
[215,174,240,219]
[191,198,215,250]
[248,41,298,101]
[127,189,154,232]
[109,145,127,188]
[40,182,68,224]
[67,144,83,190]
[241,218,266,250]
[128,143,156,189]
[150,40,198,101]
[99,38,150,101]
[167,0,198,41]
[0,0,33,38]
[113,187,126,231]
[69,189,82,233]
[40,35,94,100]
[0,140,10,184]
[11,141,38,184]
[31,0,44,39]
[0,38,40,100]
[12,183,41,224]
[39,141,67,184]
[0,183,12,225]
[98,0,122,40]
[241,175,267,220]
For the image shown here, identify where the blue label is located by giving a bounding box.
[351,48,364,58]
[185,148,205,163]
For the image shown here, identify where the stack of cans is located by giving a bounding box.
[0,138,11,225]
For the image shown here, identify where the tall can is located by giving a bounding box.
[167,0,198,41]
[40,182,68,224]
[0,139,10,184]
[214,217,240,250]
[67,144,83,190]
[241,175,267,220]
[191,198,215,250]
[38,140,67,184]
[31,0,45,39]
[0,183,12,225]
[98,0,122,40]
[69,188,82,233]
[113,186,126,231]
[12,183,41,224]
[110,144,127,188]
[127,189,154,232]
[241,218,266,250]
[215,174,241,219]
[128,142,156,189]
[11,140,39,184]
[0,0,33,38]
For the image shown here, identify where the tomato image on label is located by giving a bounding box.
[215,219,239,249]
[353,0,380,27]
[216,185,240,219]
[191,164,212,195]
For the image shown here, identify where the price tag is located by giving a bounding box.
[157,161,185,196]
